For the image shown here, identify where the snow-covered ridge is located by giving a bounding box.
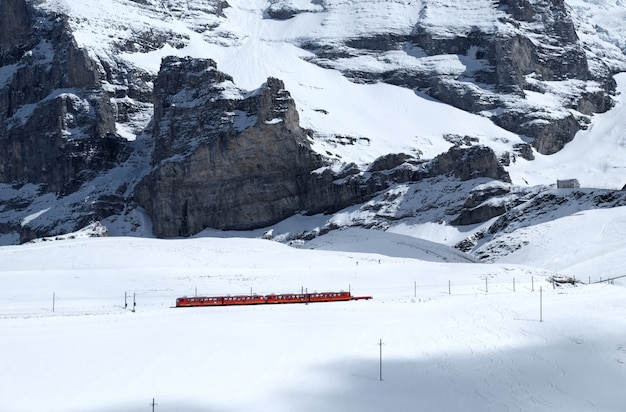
[26,220,109,242]
[2,0,626,244]
[35,0,626,171]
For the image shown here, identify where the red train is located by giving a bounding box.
[175,291,372,307]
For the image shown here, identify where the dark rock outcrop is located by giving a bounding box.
[428,145,511,183]
[136,57,418,237]
[0,0,32,54]
[135,57,512,238]
[301,0,617,155]
[0,0,127,195]
[451,183,514,226]
[0,0,133,242]
[467,188,626,260]
[266,0,323,20]
[452,203,507,226]
[135,57,329,237]
[367,153,413,173]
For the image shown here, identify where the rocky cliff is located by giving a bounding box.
[299,0,617,155]
[134,57,510,237]
[134,57,327,236]
[0,0,126,195]
[1,0,625,244]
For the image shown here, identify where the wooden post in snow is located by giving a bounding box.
[378,339,384,381]
[539,286,543,322]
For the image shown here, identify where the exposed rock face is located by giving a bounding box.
[5,0,612,243]
[137,57,433,237]
[428,146,511,183]
[367,153,412,173]
[467,188,626,260]
[451,182,514,226]
[135,57,328,237]
[266,0,324,19]
[300,0,617,155]
[135,57,513,238]
[496,0,586,86]
[0,0,133,242]
[0,0,31,53]
[0,0,127,195]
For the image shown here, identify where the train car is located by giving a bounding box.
[266,293,308,304]
[176,296,224,307]
[175,291,371,308]
[222,295,267,305]
[308,291,353,303]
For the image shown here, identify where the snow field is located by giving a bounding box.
[1,236,625,411]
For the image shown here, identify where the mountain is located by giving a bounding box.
[1,0,626,263]
[3,4,626,409]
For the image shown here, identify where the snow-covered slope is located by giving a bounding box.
[507,72,626,189]
[1,230,625,411]
[38,0,525,165]
[477,204,626,279]
[303,227,477,262]
[34,0,626,172]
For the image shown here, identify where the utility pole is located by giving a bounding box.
[378,339,384,381]
[132,293,136,313]
[539,286,543,322]
[150,398,158,412]
[125,291,128,309]
[52,292,55,312]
